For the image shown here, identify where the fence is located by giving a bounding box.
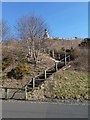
[1,54,71,100]
[28,54,70,89]
[0,87,27,100]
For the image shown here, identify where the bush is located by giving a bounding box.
[70,47,78,60]
[61,47,65,53]
[66,49,71,53]
[54,47,78,61]
[2,56,13,70]
[7,64,29,79]
[60,47,78,60]
[79,38,90,48]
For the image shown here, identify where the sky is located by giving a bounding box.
[1,0,89,2]
[2,2,88,39]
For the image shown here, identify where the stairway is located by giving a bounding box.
[27,55,70,91]
[4,54,70,100]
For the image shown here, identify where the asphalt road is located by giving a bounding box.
[2,100,88,118]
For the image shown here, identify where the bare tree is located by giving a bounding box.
[1,20,11,41]
[16,15,48,66]
[0,20,2,42]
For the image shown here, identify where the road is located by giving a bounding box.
[2,100,88,118]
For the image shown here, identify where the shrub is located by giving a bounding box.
[61,47,65,53]
[2,56,13,70]
[66,49,71,53]
[60,47,78,60]
[7,64,29,79]
[79,38,90,48]
[69,47,78,60]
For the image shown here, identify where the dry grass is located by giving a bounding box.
[28,69,88,100]
[2,40,54,88]
[42,38,83,51]
[43,70,88,100]
[2,39,88,90]
[69,48,88,71]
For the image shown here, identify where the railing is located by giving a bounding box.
[1,54,71,100]
[0,87,26,100]
[28,54,71,89]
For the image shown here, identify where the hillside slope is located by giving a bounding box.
[27,69,88,100]
[2,40,55,88]
[2,39,89,100]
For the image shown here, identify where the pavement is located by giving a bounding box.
[2,100,88,118]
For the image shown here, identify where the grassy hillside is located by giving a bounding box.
[70,48,88,71]
[2,39,89,100]
[28,69,88,100]
[2,53,54,88]
[45,70,88,99]
[2,40,55,88]
[42,38,83,51]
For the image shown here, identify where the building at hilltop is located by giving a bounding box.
[43,29,64,40]
[43,29,49,39]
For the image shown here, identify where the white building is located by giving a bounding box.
[43,29,49,39]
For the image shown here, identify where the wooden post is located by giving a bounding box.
[30,49,33,58]
[58,54,60,60]
[46,49,48,54]
[68,55,70,62]
[25,85,28,100]
[52,50,55,58]
[44,70,47,79]
[32,78,35,89]
[43,49,46,53]
[48,49,50,55]
[55,62,58,71]
[47,49,48,54]
[27,57,30,62]
[5,88,7,99]
[64,54,67,65]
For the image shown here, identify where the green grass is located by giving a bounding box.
[44,70,88,99]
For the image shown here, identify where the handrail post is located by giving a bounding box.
[44,70,47,79]
[58,54,60,60]
[48,49,50,56]
[55,62,58,72]
[43,49,46,53]
[68,55,70,62]
[25,85,28,100]
[65,54,67,65]
[52,50,55,58]
[32,78,35,89]
[5,88,8,99]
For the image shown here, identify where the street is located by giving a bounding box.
[2,100,88,118]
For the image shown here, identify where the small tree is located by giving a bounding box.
[70,47,78,60]
[16,15,48,66]
[1,20,11,41]
[0,20,2,41]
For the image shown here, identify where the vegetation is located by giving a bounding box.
[16,15,48,66]
[7,64,29,79]
[2,56,13,70]
[57,47,78,60]
[79,38,90,48]
[68,47,78,60]
[1,20,11,41]
[70,48,88,71]
[44,70,88,100]
[2,27,88,100]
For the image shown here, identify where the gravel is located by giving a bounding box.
[3,98,89,105]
